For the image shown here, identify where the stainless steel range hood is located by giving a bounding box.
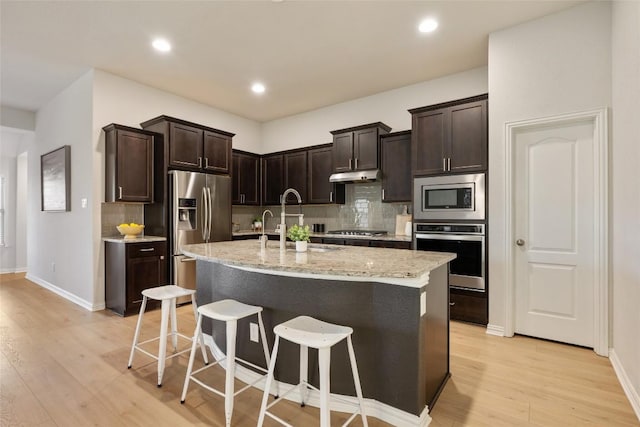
[329,169,380,183]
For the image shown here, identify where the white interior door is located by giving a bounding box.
[514,119,596,347]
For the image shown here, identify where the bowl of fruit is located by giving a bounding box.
[116,222,145,239]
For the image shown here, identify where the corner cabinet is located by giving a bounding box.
[410,95,487,176]
[141,115,233,175]
[105,240,167,316]
[232,150,260,205]
[103,124,155,203]
[380,130,412,202]
[331,122,391,173]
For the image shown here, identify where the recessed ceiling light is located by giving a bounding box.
[251,82,266,94]
[152,38,171,52]
[418,18,439,33]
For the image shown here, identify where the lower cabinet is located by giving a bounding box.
[449,290,488,325]
[105,240,167,316]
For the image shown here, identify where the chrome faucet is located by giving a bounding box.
[280,188,304,251]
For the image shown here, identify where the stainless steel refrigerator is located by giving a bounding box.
[168,170,231,302]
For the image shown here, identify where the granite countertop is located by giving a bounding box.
[233,230,412,242]
[181,239,454,281]
[102,235,167,243]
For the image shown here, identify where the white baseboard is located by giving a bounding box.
[485,324,505,336]
[25,273,105,312]
[609,349,640,421]
[0,267,27,274]
[201,335,432,427]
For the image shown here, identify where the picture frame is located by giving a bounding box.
[41,145,71,212]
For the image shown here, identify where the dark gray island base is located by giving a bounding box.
[193,257,450,426]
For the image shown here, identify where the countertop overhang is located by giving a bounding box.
[181,240,455,287]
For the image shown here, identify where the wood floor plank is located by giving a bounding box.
[0,274,637,427]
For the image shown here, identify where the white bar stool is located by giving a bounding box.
[181,299,274,427]
[127,285,208,387]
[257,316,368,427]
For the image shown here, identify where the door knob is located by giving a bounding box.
[516,239,525,246]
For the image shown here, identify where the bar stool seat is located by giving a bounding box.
[258,316,368,427]
[181,299,274,427]
[127,285,208,387]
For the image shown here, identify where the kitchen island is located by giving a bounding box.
[182,240,455,427]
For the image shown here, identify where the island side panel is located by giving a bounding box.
[418,263,451,411]
[196,260,425,415]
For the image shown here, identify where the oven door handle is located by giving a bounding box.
[415,233,484,242]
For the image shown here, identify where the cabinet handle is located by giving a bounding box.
[204,157,209,168]
[118,186,123,199]
[450,302,456,306]
[355,158,358,169]
[442,158,446,172]
[382,189,385,200]
[447,157,451,171]
[279,194,283,204]
[349,158,352,170]
[198,157,203,168]
[242,194,245,204]
[330,191,333,202]
[139,248,155,252]
[133,299,143,304]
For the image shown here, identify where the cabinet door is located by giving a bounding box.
[126,243,167,315]
[231,153,242,204]
[332,132,353,172]
[353,128,379,170]
[284,151,307,203]
[240,153,260,205]
[262,154,284,205]
[169,122,203,169]
[203,131,231,174]
[117,130,154,203]
[412,109,447,176]
[308,146,334,203]
[381,132,411,202]
[448,100,487,173]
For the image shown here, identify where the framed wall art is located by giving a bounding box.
[41,145,71,212]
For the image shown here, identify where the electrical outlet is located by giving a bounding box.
[250,322,259,343]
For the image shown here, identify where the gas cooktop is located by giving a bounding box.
[326,229,388,237]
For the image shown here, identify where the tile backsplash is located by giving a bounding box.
[232,182,409,234]
[101,203,144,236]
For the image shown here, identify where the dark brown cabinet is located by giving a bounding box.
[410,95,487,176]
[105,240,167,316]
[380,130,412,202]
[331,122,391,173]
[103,124,155,203]
[141,115,233,175]
[232,150,260,205]
[262,154,284,205]
[284,151,308,203]
[307,145,345,204]
[450,289,488,325]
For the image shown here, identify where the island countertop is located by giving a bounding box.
[181,239,455,283]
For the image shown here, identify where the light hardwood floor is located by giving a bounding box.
[0,273,637,426]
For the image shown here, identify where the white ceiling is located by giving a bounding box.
[1,0,582,123]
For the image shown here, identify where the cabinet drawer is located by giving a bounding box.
[369,240,412,249]
[450,291,487,325]
[126,242,166,258]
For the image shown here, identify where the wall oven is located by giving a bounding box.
[414,223,485,292]
[413,173,485,221]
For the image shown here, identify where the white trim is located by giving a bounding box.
[0,267,27,274]
[609,349,640,421]
[485,324,505,337]
[503,108,608,355]
[25,273,105,311]
[202,334,432,427]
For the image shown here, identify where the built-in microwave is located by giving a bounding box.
[413,173,485,221]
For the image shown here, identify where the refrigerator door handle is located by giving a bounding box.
[201,187,208,241]
[207,186,213,241]
[171,172,180,255]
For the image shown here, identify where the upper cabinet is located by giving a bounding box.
[410,95,487,176]
[103,124,155,203]
[380,131,412,203]
[284,150,308,204]
[307,145,345,204]
[331,122,391,173]
[261,153,284,205]
[141,115,233,174]
[232,150,260,205]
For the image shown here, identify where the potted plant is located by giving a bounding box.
[253,216,263,232]
[287,224,310,252]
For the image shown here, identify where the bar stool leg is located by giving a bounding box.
[157,298,171,387]
[191,294,209,365]
[258,336,280,427]
[224,319,237,427]
[181,313,203,403]
[299,344,309,406]
[128,296,148,369]
[170,297,178,351]
[318,347,331,427]
[347,336,368,427]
